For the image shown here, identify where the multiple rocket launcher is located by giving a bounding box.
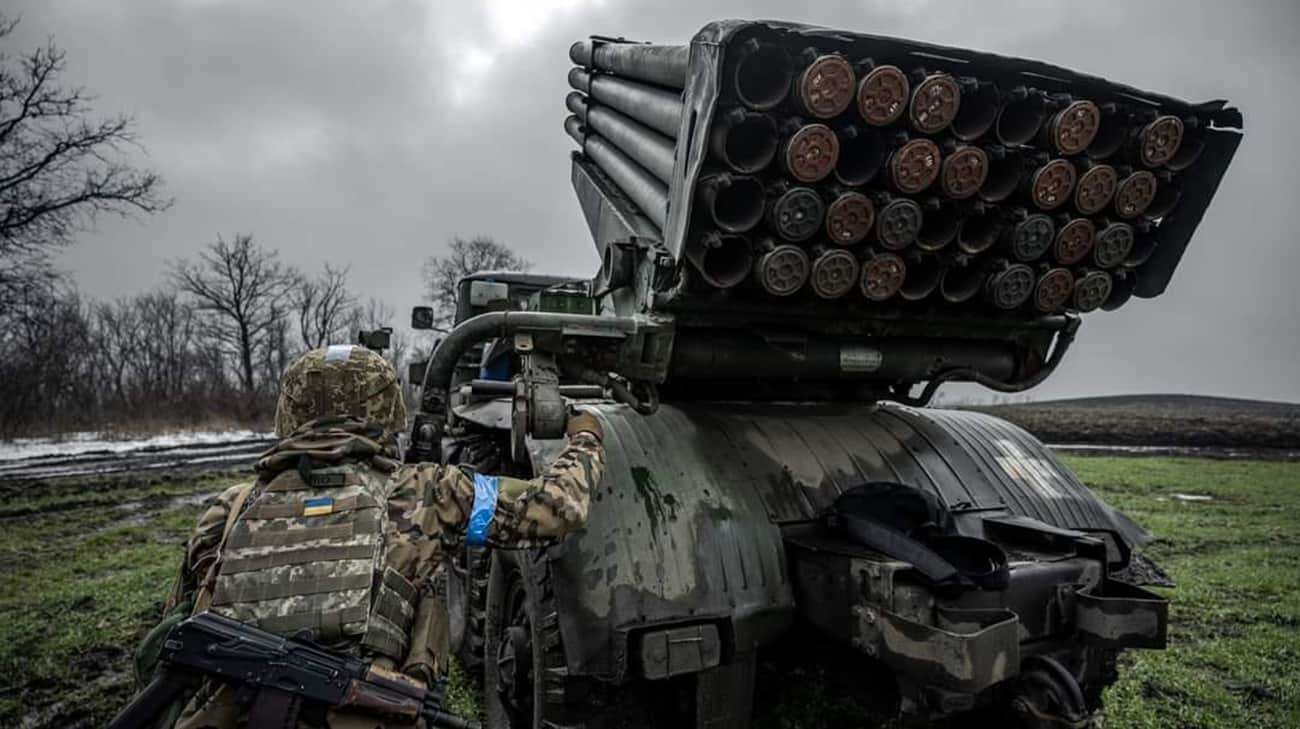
[564,28,1218,316]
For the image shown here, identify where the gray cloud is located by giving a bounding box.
[8,0,1297,401]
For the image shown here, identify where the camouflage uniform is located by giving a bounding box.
[147,345,604,728]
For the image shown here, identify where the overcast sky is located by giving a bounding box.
[8,0,1298,402]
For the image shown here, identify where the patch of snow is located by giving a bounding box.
[0,429,272,462]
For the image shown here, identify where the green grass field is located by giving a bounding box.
[1,456,1296,728]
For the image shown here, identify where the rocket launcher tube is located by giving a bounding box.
[567,68,684,139]
[566,92,676,183]
[565,115,668,229]
[687,232,753,289]
[569,40,689,90]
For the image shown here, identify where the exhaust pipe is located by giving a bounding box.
[1092,220,1135,269]
[1026,157,1078,211]
[569,40,688,89]
[1136,114,1185,168]
[986,261,1036,310]
[808,245,861,299]
[767,182,825,242]
[1052,216,1097,266]
[1086,102,1129,160]
[792,49,855,119]
[1041,99,1101,156]
[1102,270,1137,311]
[566,92,675,182]
[861,250,908,301]
[980,145,1023,203]
[567,68,683,139]
[825,190,875,245]
[940,260,986,304]
[564,115,668,229]
[1074,161,1118,215]
[833,124,887,185]
[908,69,961,134]
[697,173,765,233]
[752,238,811,297]
[887,136,941,194]
[1113,169,1158,219]
[709,108,780,173]
[1004,209,1056,262]
[899,253,942,301]
[957,205,1004,255]
[939,144,990,200]
[951,79,1000,141]
[732,39,793,111]
[780,121,839,183]
[916,198,960,251]
[873,194,924,251]
[1071,269,1113,312]
[996,87,1048,146]
[687,232,753,289]
[1032,266,1075,313]
[855,62,910,127]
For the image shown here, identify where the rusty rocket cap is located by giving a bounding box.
[1045,100,1101,156]
[795,53,856,119]
[826,192,875,245]
[856,64,909,126]
[875,197,923,250]
[889,138,941,194]
[1029,159,1077,211]
[940,146,989,199]
[1114,170,1158,218]
[909,72,961,134]
[809,248,861,299]
[1033,267,1075,313]
[1138,115,1184,167]
[1074,163,1118,215]
[861,252,907,301]
[1053,218,1096,266]
[783,123,840,183]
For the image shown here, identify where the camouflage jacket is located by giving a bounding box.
[159,418,603,726]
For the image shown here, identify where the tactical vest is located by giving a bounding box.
[208,453,417,662]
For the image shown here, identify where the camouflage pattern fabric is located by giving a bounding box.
[274,345,407,437]
[158,415,605,728]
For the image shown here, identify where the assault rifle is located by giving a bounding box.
[108,611,479,729]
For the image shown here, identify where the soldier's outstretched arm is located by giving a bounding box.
[401,411,605,549]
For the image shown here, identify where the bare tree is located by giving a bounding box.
[170,234,297,396]
[0,14,169,262]
[294,264,355,349]
[422,236,530,330]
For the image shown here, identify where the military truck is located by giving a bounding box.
[407,20,1242,729]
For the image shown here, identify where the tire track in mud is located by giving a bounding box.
[0,437,274,482]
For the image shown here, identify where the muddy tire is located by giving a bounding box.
[447,546,490,676]
[484,550,686,729]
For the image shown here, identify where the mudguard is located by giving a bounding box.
[527,401,1147,681]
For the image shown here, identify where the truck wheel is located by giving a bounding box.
[484,549,575,729]
[484,550,687,729]
[448,546,490,677]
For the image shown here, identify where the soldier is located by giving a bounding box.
[134,344,605,728]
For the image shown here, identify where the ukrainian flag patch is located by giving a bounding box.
[303,496,335,517]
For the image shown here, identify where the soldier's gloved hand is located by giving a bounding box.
[565,409,603,441]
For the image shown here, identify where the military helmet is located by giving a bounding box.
[274,345,407,437]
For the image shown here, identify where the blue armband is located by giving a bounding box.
[466,473,500,547]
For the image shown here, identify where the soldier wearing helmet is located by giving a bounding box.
[136,344,605,728]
